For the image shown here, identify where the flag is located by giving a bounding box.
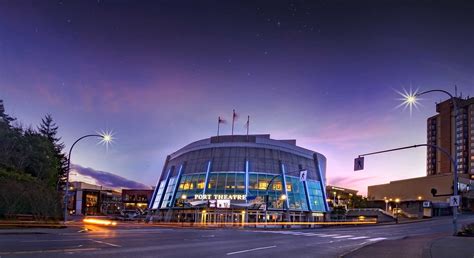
[244,115,250,138]
[233,110,239,121]
[231,109,238,135]
[217,116,226,137]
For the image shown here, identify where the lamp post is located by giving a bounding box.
[402,89,459,235]
[64,132,113,223]
[395,198,400,224]
[262,169,304,227]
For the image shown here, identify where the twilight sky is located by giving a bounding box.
[1,1,473,195]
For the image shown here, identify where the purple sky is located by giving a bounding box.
[1,1,473,195]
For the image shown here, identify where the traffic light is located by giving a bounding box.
[431,188,437,196]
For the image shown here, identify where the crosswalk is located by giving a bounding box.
[251,230,387,242]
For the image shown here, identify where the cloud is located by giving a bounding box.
[70,164,152,190]
[327,175,377,190]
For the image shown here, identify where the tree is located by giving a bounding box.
[0,111,63,220]
[0,100,15,126]
[38,114,68,191]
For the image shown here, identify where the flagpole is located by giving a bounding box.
[231,109,235,136]
[246,115,249,136]
[246,115,250,141]
[217,116,220,136]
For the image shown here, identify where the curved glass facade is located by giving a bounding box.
[150,135,329,223]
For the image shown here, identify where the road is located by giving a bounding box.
[0,215,473,258]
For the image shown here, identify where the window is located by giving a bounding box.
[258,180,268,190]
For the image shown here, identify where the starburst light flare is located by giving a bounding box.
[98,130,115,151]
[395,87,422,116]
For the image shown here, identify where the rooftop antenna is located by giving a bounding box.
[454,85,458,97]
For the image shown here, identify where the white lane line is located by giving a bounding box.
[90,239,121,247]
[333,235,353,239]
[319,234,340,237]
[226,245,277,255]
[21,239,89,243]
[0,248,100,255]
[348,236,369,240]
[368,237,387,242]
[287,232,306,235]
[299,233,322,236]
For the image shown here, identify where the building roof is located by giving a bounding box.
[169,134,324,160]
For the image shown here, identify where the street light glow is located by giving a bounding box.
[395,88,421,116]
[98,130,115,151]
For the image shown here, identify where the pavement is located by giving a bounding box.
[0,215,472,257]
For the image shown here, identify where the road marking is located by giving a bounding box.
[299,233,322,236]
[319,234,340,237]
[0,248,100,255]
[368,237,387,241]
[249,230,388,242]
[333,235,353,239]
[226,245,277,255]
[90,239,121,247]
[21,239,89,243]
[348,236,369,240]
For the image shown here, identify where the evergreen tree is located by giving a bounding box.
[38,114,68,191]
[0,100,15,126]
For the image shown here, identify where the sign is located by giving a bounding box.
[422,201,431,208]
[354,157,364,171]
[300,170,308,182]
[217,200,230,209]
[194,194,247,200]
[208,200,216,208]
[449,195,460,207]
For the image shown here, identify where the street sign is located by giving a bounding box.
[422,201,431,208]
[354,157,364,171]
[300,170,308,182]
[449,195,460,207]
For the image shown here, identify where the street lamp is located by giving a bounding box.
[385,199,389,212]
[400,88,459,235]
[395,198,400,224]
[64,131,114,222]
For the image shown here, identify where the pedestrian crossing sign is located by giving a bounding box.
[354,157,364,171]
[449,195,460,207]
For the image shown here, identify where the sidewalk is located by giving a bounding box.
[342,233,474,258]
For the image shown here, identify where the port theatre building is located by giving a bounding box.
[150,134,329,224]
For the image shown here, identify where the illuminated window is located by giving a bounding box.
[258,181,268,190]
[197,181,205,189]
[286,184,292,192]
[273,182,282,191]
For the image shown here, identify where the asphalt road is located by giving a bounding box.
[0,215,473,258]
